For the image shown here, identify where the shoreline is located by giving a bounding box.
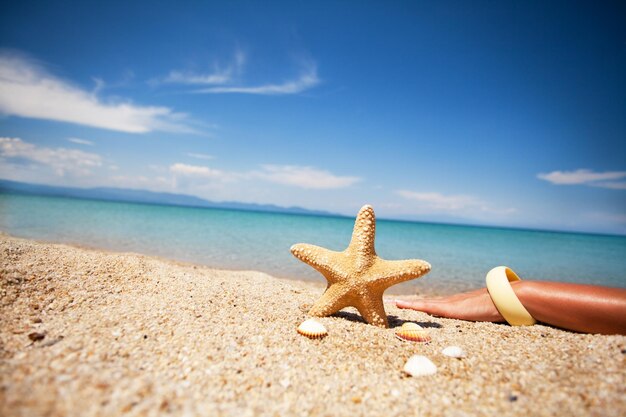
[0,231,463,297]
[2,192,625,295]
[1,234,625,416]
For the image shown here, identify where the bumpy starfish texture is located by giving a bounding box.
[290,205,431,327]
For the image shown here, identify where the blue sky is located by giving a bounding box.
[0,1,625,234]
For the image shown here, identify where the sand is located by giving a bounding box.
[1,234,624,417]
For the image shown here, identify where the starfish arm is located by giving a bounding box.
[308,285,350,317]
[290,243,342,278]
[347,205,377,270]
[354,294,389,327]
[372,258,432,287]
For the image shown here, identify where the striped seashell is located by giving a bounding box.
[395,322,431,343]
[297,319,328,339]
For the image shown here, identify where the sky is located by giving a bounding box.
[0,1,625,234]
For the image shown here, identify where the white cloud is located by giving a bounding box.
[255,165,360,189]
[0,51,195,134]
[67,137,94,146]
[0,137,102,176]
[170,163,231,180]
[168,162,239,192]
[198,64,319,95]
[186,152,214,160]
[158,51,319,96]
[164,70,232,85]
[537,169,626,189]
[396,190,482,211]
[168,162,359,190]
[109,174,173,190]
[396,189,515,215]
[161,51,246,85]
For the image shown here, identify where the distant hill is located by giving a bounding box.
[0,179,335,217]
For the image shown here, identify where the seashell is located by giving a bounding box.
[395,322,431,343]
[442,346,466,358]
[403,355,437,377]
[297,319,328,339]
[400,322,423,330]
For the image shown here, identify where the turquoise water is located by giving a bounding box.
[1,193,625,294]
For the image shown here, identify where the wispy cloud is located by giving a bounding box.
[160,50,246,86]
[170,163,233,181]
[164,70,231,86]
[109,174,173,191]
[537,169,626,189]
[168,162,359,189]
[396,190,515,215]
[255,165,360,189]
[0,51,196,134]
[157,50,320,96]
[186,152,214,160]
[397,190,482,211]
[0,137,102,176]
[197,63,319,95]
[67,137,94,146]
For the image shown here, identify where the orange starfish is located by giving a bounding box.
[291,205,431,327]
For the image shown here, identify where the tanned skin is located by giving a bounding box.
[395,281,626,335]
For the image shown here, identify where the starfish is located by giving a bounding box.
[290,204,431,327]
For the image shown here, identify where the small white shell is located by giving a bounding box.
[297,319,328,339]
[402,355,437,377]
[442,346,466,358]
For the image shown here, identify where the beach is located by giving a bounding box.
[1,234,625,417]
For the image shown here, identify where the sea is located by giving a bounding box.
[1,193,625,295]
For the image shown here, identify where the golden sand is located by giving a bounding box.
[1,234,625,416]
